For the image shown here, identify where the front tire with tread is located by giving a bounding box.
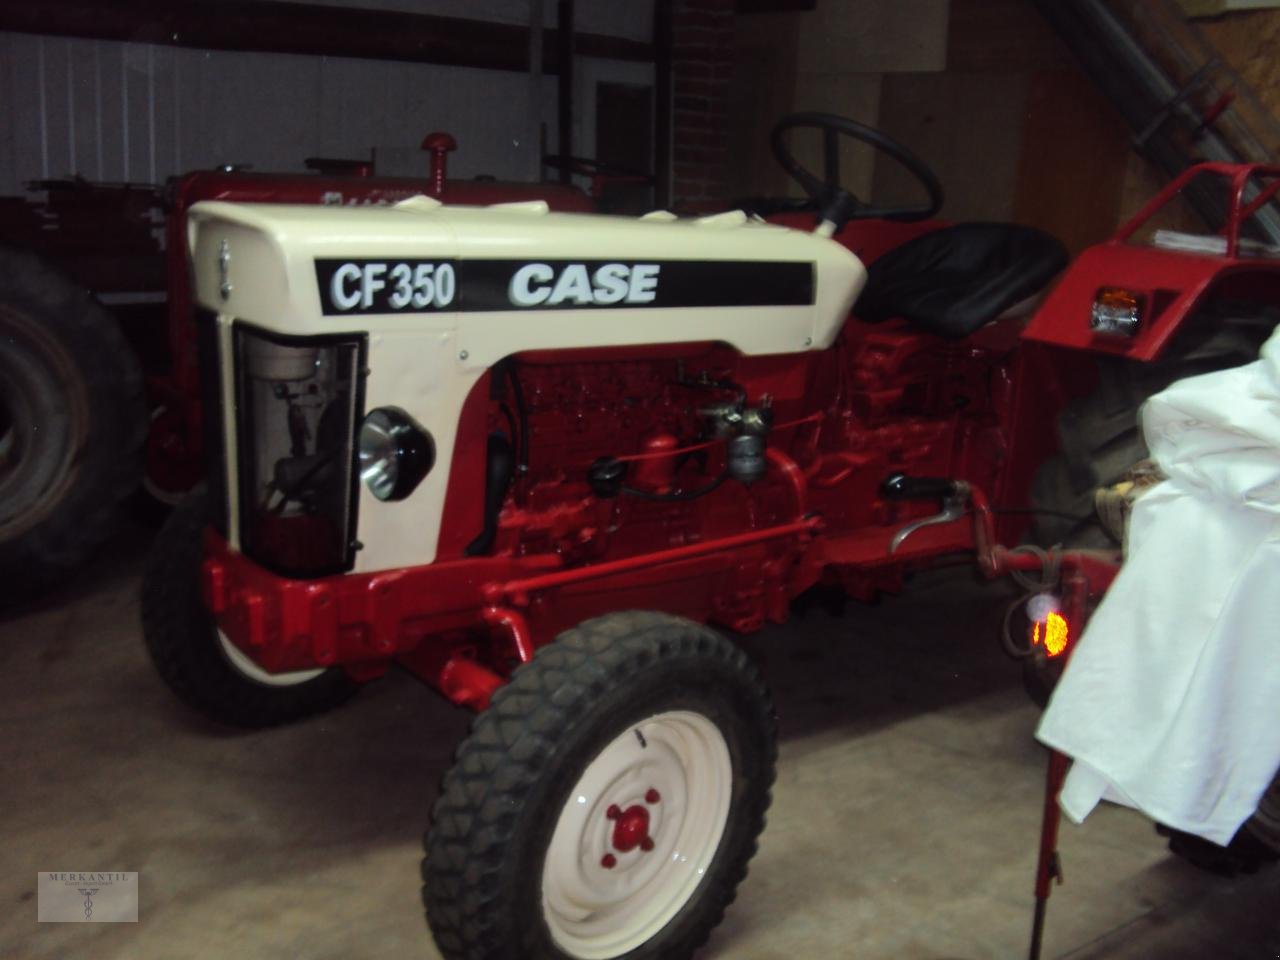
[423,611,777,960]
[140,490,358,728]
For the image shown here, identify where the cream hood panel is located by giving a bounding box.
[188,199,866,358]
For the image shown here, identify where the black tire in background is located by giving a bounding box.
[1159,766,1280,874]
[0,247,146,595]
[1032,303,1277,546]
[140,490,359,728]
[423,611,777,960]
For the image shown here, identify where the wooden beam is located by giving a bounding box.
[557,0,574,180]
[0,0,653,73]
[654,0,673,208]
[735,0,817,12]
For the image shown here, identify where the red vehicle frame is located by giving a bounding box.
[199,161,1280,711]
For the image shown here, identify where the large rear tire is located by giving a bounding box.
[1032,303,1277,546]
[0,247,146,593]
[140,490,359,728]
[423,611,776,960]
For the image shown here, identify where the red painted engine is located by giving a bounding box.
[450,315,1022,622]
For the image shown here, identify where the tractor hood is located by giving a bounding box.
[188,197,866,364]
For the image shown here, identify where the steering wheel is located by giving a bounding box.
[771,112,944,223]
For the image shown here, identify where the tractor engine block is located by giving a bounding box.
[483,354,756,566]
[469,327,1015,601]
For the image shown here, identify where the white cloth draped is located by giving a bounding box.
[1036,328,1280,845]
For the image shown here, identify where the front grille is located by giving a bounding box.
[195,308,229,535]
[232,322,366,578]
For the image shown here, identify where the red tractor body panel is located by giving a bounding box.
[200,315,1037,694]
[1024,162,1280,361]
[1023,240,1280,361]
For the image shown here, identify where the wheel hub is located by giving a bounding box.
[541,710,732,959]
[604,793,661,861]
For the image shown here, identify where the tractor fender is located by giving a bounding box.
[1022,240,1280,362]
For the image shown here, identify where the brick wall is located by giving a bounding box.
[671,0,735,212]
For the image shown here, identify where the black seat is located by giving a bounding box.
[855,223,1068,339]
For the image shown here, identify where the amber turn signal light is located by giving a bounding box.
[1090,287,1143,337]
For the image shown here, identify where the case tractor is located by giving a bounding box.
[139,114,1280,960]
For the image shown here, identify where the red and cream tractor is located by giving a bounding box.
[140,113,1280,960]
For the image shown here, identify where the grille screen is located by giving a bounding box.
[232,323,365,577]
[195,309,228,535]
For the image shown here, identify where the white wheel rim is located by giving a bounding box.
[217,628,324,687]
[541,710,732,960]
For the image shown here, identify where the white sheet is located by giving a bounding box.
[1036,327,1280,845]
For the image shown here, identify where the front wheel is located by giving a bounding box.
[140,490,359,727]
[423,611,777,960]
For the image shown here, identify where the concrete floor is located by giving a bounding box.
[4,522,1278,960]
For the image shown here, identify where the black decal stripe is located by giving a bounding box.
[458,259,814,311]
[315,259,815,315]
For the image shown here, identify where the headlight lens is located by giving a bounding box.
[359,407,434,501]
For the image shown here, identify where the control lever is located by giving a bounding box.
[881,473,971,554]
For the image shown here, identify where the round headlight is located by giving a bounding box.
[358,407,434,501]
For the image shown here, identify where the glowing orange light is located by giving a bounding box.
[1032,612,1070,657]
[1095,287,1141,313]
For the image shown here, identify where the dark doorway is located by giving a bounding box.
[595,82,655,214]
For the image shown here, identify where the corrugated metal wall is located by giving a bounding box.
[0,31,571,193]
[272,0,653,40]
[0,2,654,197]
